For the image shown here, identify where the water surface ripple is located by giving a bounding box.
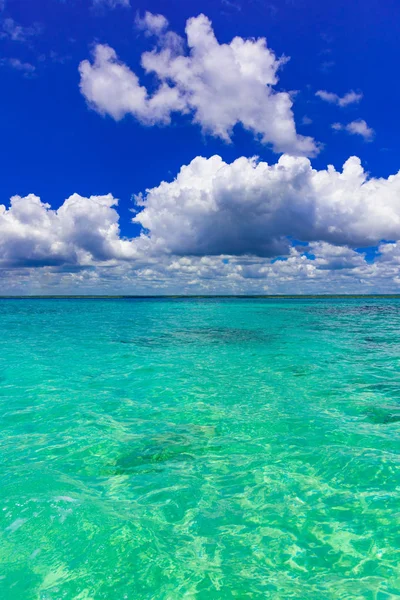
[1,298,400,599]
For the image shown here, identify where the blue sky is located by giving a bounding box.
[1,0,400,294]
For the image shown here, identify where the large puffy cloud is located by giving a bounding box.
[79,13,317,156]
[79,44,184,126]
[0,193,137,267]
[133,154,400,257]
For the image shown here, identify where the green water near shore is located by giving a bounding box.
[1,298,400,599]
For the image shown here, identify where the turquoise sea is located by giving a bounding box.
[1,297,400,599]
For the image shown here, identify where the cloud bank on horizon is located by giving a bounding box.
[0,5,398,294]
[2,152,400,294]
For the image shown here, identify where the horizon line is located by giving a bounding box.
[1,294,400,299]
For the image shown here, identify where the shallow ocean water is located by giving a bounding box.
[1,297,400,599]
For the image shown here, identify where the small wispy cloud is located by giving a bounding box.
[92,0,130,8]
[320,60,335,72]
[316,89,363,107]
[49,50,72,64]
[135,11,169,36]
[221,0,242,12]
[0,17,42,42]
[332,119,374,141]
[0,57,36,76]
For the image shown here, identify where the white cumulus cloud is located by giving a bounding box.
[0,193,137,268]
[133,154,400,256]
[79,13,318,156]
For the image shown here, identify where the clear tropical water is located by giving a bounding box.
[1,298,400,599]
